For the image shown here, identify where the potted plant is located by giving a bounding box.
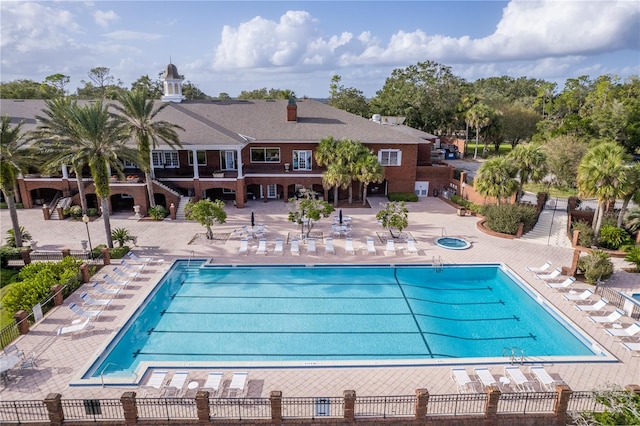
[126,175,140,183]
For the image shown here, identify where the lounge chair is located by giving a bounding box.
[119,259,145,271]
[574,298,608,313]
[19,352,37,370]
[307,238,317,255]
[406,238,419,254]
[68,302,102,318]
[239,238,249,255]
[256,238,267,255]
[112,266,139,280]
[474,367,499,390]
[604,321,640,340]
[80,292,112,308]
[345,238,355,255]
[102,274,130,287]
[3,344,24,358]
[505,366,535,392]
[162,370,189,397]
[325,237,335,255]
[91,281,121,297]
[529,366,562,391]
[57,317,93,336]
[366,237,376,255]
[527,261,552,273]
[620,341,640,355]
[384,239,396,256]
[141,370,168,397]
[451,368,477,393]
[563,289,593,301]
[536,268,562,281]
[588,309,625,325]
[291,238,300,255]
[273,238,284,255]
[126,251,164,264]
[202,372,223,396]
[228,372,248,397]
[546,276,576,290]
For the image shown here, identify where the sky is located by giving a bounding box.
[1,0,639,99]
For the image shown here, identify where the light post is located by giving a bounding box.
[82,214,93,259]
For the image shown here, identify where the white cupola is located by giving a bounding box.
[161,62,185,103]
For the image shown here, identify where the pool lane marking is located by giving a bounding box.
[393,268,434,358]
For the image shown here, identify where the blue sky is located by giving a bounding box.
[1,1,639,98]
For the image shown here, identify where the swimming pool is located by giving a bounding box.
[81,262,613,384]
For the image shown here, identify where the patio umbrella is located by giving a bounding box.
[339,209,343,225]
[251,211,255,227]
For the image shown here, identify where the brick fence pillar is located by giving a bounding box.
[14,310,30,334]
[169,203,177,220]
[61,248,71,258]
[120,391,138,426]
[414,388,429,420]
[42,205,51,220]
[343,390,356,422]
[44,393,64,426]
[625,384,640,395]
[20,249,31,265]
[270,391,282,424]
[195,390,210,425]
[79,263,90,283]
[571,230,580,247]
[553,384,572,425]
[484,386,501,426]
[101,247,111,265]
[51,284,64,306]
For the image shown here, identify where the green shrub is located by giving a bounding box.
[572,220,596,247]
[578,249,614,284]
[0,203,23,209]
[388,192,418,202]
[111,228,134,247]
[110,246,130,259]
[87,207,99,217]
[5,227,32,247]
[0,246,23,269]
[597,225,631,250]
[148,205,169,220]
[68,205,83,218]
[0,269,19,288]
[623,246,640,271]
[483,203,537,235]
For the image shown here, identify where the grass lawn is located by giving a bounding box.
[523,182,578,198]
[463,142,512,158]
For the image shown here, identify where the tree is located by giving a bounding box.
[0,79,53,99]
[238,88,296,100]
[184,199,227,239]
[500,104,541,148]
[287,190,334,238]
[466,103,494,159]
[0,116,30,247]
[86,67,114,99]
[507,143,548,202]
[571,385,640,426]
[131,75,162,99]
[355,151,385,206]
[182,81,209,100]
[113,88,184,207]
[617,162,640,228]
[44,74,70,96]
[315,136,346,206]
[474,157,519,205]
[328,75,370,117]
[577,141,631,239]
[543,135,588,189]
[376,201,409,238]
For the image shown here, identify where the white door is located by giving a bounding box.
[414,182,429,197]
[224,151,236,170]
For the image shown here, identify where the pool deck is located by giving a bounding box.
[1,196,638,400]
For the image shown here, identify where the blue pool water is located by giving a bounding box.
[86,262,604,380]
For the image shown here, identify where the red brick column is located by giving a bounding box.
[42,205,51,220]
[14,310,29,334]
[101,247,111,265]
[120,391,138,426]
[79,263,90,283]
[20,249,31,265]
[414,388,429,420]
[270,391,282,424]
[625,384,640,395]
[343,390,356,422]
[195,390,210,424]
[44,393,64,426]
[572,230,580,247]
[169,203,176,220]
[553,384,572,425]
[484,386,501,426]
[61,248,71,258]
[51,284,64,306]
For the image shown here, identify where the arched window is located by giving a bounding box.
[174,83,179,94]
[168,83,173,94]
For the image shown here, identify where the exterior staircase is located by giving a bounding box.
[48,197,72,220]
[521,198,572,248]
[152,179,182,199]
[175,196,191,220]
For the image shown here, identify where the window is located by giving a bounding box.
[123,160,137,168]
[251,148,280,163]
[378,149,402,166]
[221,151,236,170]
[267,184,278,198]
[152,151,179,168]
[293,150,312,170]
[188,151,207,166]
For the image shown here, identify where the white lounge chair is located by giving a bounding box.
[366,237,376,255]
[384,239,396,256]
[527,261,552,273]
[307,238,317,255]
[620,341,640,355]
[291,238,300,255]
[536,268,562,280]
[119,259,145,271]
[406,238,419,254]
[546,276,576,290]
[529,366,562,391]
[163,371,189,397]
[575,298,608,313]
[325,237,335,255]
[228,372,248,397]
[563,289,593,301]
[57,317,93,336]
[91,281,121,297]
[68,302,102,318]
[588,309,625,325]
[126,251,164,264]
[112,266,139,280]
[141,370,168,397]
[238,238,249,255]
[451,368,477,393]
[604,322,640,340]
[80,292,112,308]
[202,372,223,396]
[505,366,535,392]
[474,367,499,390]
[273,238,284,255]
[345,238,355,255]
[102,274,130,287]
[256,238,267,255]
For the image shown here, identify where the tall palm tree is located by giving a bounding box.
[355,151,385,206]
[113,89,184,207]
[466,103,493,159]
[0,116,30,247]
[315,136,345,206]
[474,157,519,205]
[507,143,548,202]
[338,139,365,204]
[616,162,640,228]
[577,141,630,239]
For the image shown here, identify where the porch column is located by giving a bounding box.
[192,149,200,179]
[61,164,69,179]
[236,148,244,178]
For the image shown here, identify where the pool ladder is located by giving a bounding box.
[432,256,444,273]
[503,347,525,365]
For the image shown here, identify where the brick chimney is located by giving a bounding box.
[287,97,297,122]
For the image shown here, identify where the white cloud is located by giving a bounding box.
[102,31,163,41]
[94,9,118,28]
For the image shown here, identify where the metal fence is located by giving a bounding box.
[210,397,271,419]
[566,391,614,413]
[427,393,487,415]
[0,400,48,423]
[29,250,104,266]
[60,399,124,421]
[137,398,198,420]
[497,392,557,413]
[595,285,640,320]
[354,395,415,418]
[281,397,344,419]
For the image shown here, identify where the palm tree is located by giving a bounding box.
[113,89,184,207]
[355,151,385,206]
[0,116,30,247]
[466,103,493,159]
[338,139,365,204]
[616,162,640,228]
[507,143,548,202]
[474,157,519,205]
[315,136,344,206]
[322,163,351,207]
[577,141,630,239]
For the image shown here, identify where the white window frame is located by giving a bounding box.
[152,151,179,168]
[293,150,312,171]
[188,151,207,166]
[378,149,402,166]
[222,151,236,170]
[267,184,278,199]
[123,160,137,168]
[250,147,280,163]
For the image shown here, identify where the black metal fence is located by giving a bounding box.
[595,284,640,320]
[354,395,415,418]
[498,391,557,413]
[427,393,486,415]
[281,397,343,419]
[29,250,104,266]
[0,400,48,423]
[61,399,124,421]
[210,398,271,419]
[137,398,197,420]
